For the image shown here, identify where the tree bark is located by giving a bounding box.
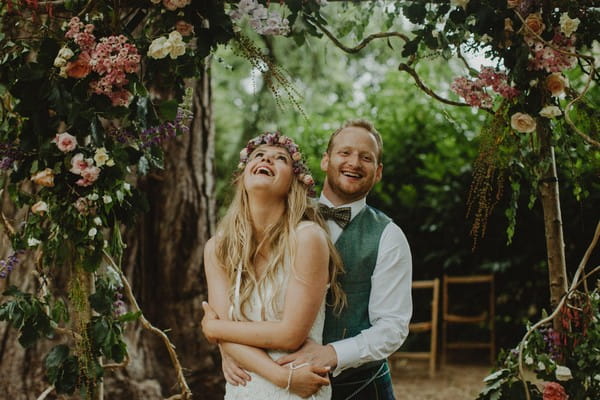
[0,53,222,400]
[104,60,223,399]
[537,119,568,312]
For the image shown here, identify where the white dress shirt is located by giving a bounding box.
[319,194,413,375]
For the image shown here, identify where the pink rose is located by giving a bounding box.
[543,382,568,400]
[54,132,78,152]
[31,168,55,187]
[76,166,101,187]
[70,153,92,175]
[510,112,537,133]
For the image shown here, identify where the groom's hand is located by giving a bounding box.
[276,339,338,371]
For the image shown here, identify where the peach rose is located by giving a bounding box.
[31,168,55,187]
[545,73,569,97]
[31,200,49,215]
[524,13,546,36]
[54,132,78,152]
[510,112,537,133]
[65,52,92,79]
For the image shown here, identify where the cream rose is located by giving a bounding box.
[94,147,110,167]
[555,365,573,381]
[545,73,569,97]
[539,105,562,119]
[510,112,537,133]
[54,132,78,152]
[31,200,49,215]
[31,168,55,187]
[148,37,172,59]
[524,13,545,36]
[559,13,580,37]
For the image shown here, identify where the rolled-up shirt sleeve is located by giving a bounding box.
[330,222,412,375]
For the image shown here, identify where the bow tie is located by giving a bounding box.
[319,205,351,229]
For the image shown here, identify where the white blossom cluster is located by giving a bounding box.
[229,0,290,36]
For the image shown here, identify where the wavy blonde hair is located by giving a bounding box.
[215,166,345,321]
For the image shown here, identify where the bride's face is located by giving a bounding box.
[243,145,294,198]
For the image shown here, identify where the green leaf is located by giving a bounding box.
[45,344,70,371]
[158,99,179,121]
[403,2,427,24]
[118,310,141,323]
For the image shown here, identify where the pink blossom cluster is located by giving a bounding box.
[89,35,141,106]
[451,67,519,108]
[527,33,577,73]
[229,0,290,36]
[65,17,96,52]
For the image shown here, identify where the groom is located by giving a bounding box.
[223,119,412,399]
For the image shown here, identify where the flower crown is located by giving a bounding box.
[238,131,315,195]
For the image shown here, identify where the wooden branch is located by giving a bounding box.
[102,353,130,370]
[36,385,55,400]
[397,63,494,113]
[0,211,16,238]
[102,250,192,400]
[311,17,409,54]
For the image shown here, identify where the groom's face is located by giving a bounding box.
[320,126,382,205]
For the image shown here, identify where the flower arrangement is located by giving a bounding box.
[479,284,600,400]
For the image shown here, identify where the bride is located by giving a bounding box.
[201,132,345,399]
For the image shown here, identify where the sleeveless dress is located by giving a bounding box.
[224,222,331,400]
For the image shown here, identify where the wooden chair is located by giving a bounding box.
[441,274,495,364]
[393,278,440,377]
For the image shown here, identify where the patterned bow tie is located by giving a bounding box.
[319,205,352,229]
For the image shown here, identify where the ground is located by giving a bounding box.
[391,359,492,400]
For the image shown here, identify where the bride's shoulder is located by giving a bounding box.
[295,221,327,240]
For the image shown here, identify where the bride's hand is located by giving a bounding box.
[288,364,330,398]
[201,301,219,344]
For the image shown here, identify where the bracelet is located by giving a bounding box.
[284,362,310,392]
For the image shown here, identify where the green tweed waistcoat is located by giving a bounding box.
[323,206,391,344]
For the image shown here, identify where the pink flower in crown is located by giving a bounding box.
[292,152,302,161]
[54,132,78,152]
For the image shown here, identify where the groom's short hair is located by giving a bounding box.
[326,119,383,163]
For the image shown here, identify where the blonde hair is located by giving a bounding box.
[215,161,345,321]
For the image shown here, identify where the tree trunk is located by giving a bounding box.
[0,56,222,400]
[537,119,568,312]
[104,61,223,399]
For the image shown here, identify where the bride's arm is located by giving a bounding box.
[203,237,291,387]
[202,224,329,351]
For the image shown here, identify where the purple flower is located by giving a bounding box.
[0,250,25,279]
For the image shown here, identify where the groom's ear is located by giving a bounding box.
[320,152,329,172]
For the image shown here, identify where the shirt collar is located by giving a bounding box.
[319,194,366,222]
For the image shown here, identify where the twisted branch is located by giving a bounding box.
[102,250,192,400]
[516,218,600,400]
[398,63,495,114]
[310,17,409,54]
[36,385,55,400]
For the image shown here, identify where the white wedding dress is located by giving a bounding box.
[224,222,331,400]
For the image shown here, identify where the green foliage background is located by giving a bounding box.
[211,3,599,353]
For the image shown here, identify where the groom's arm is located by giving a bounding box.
[330,224,412,374]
